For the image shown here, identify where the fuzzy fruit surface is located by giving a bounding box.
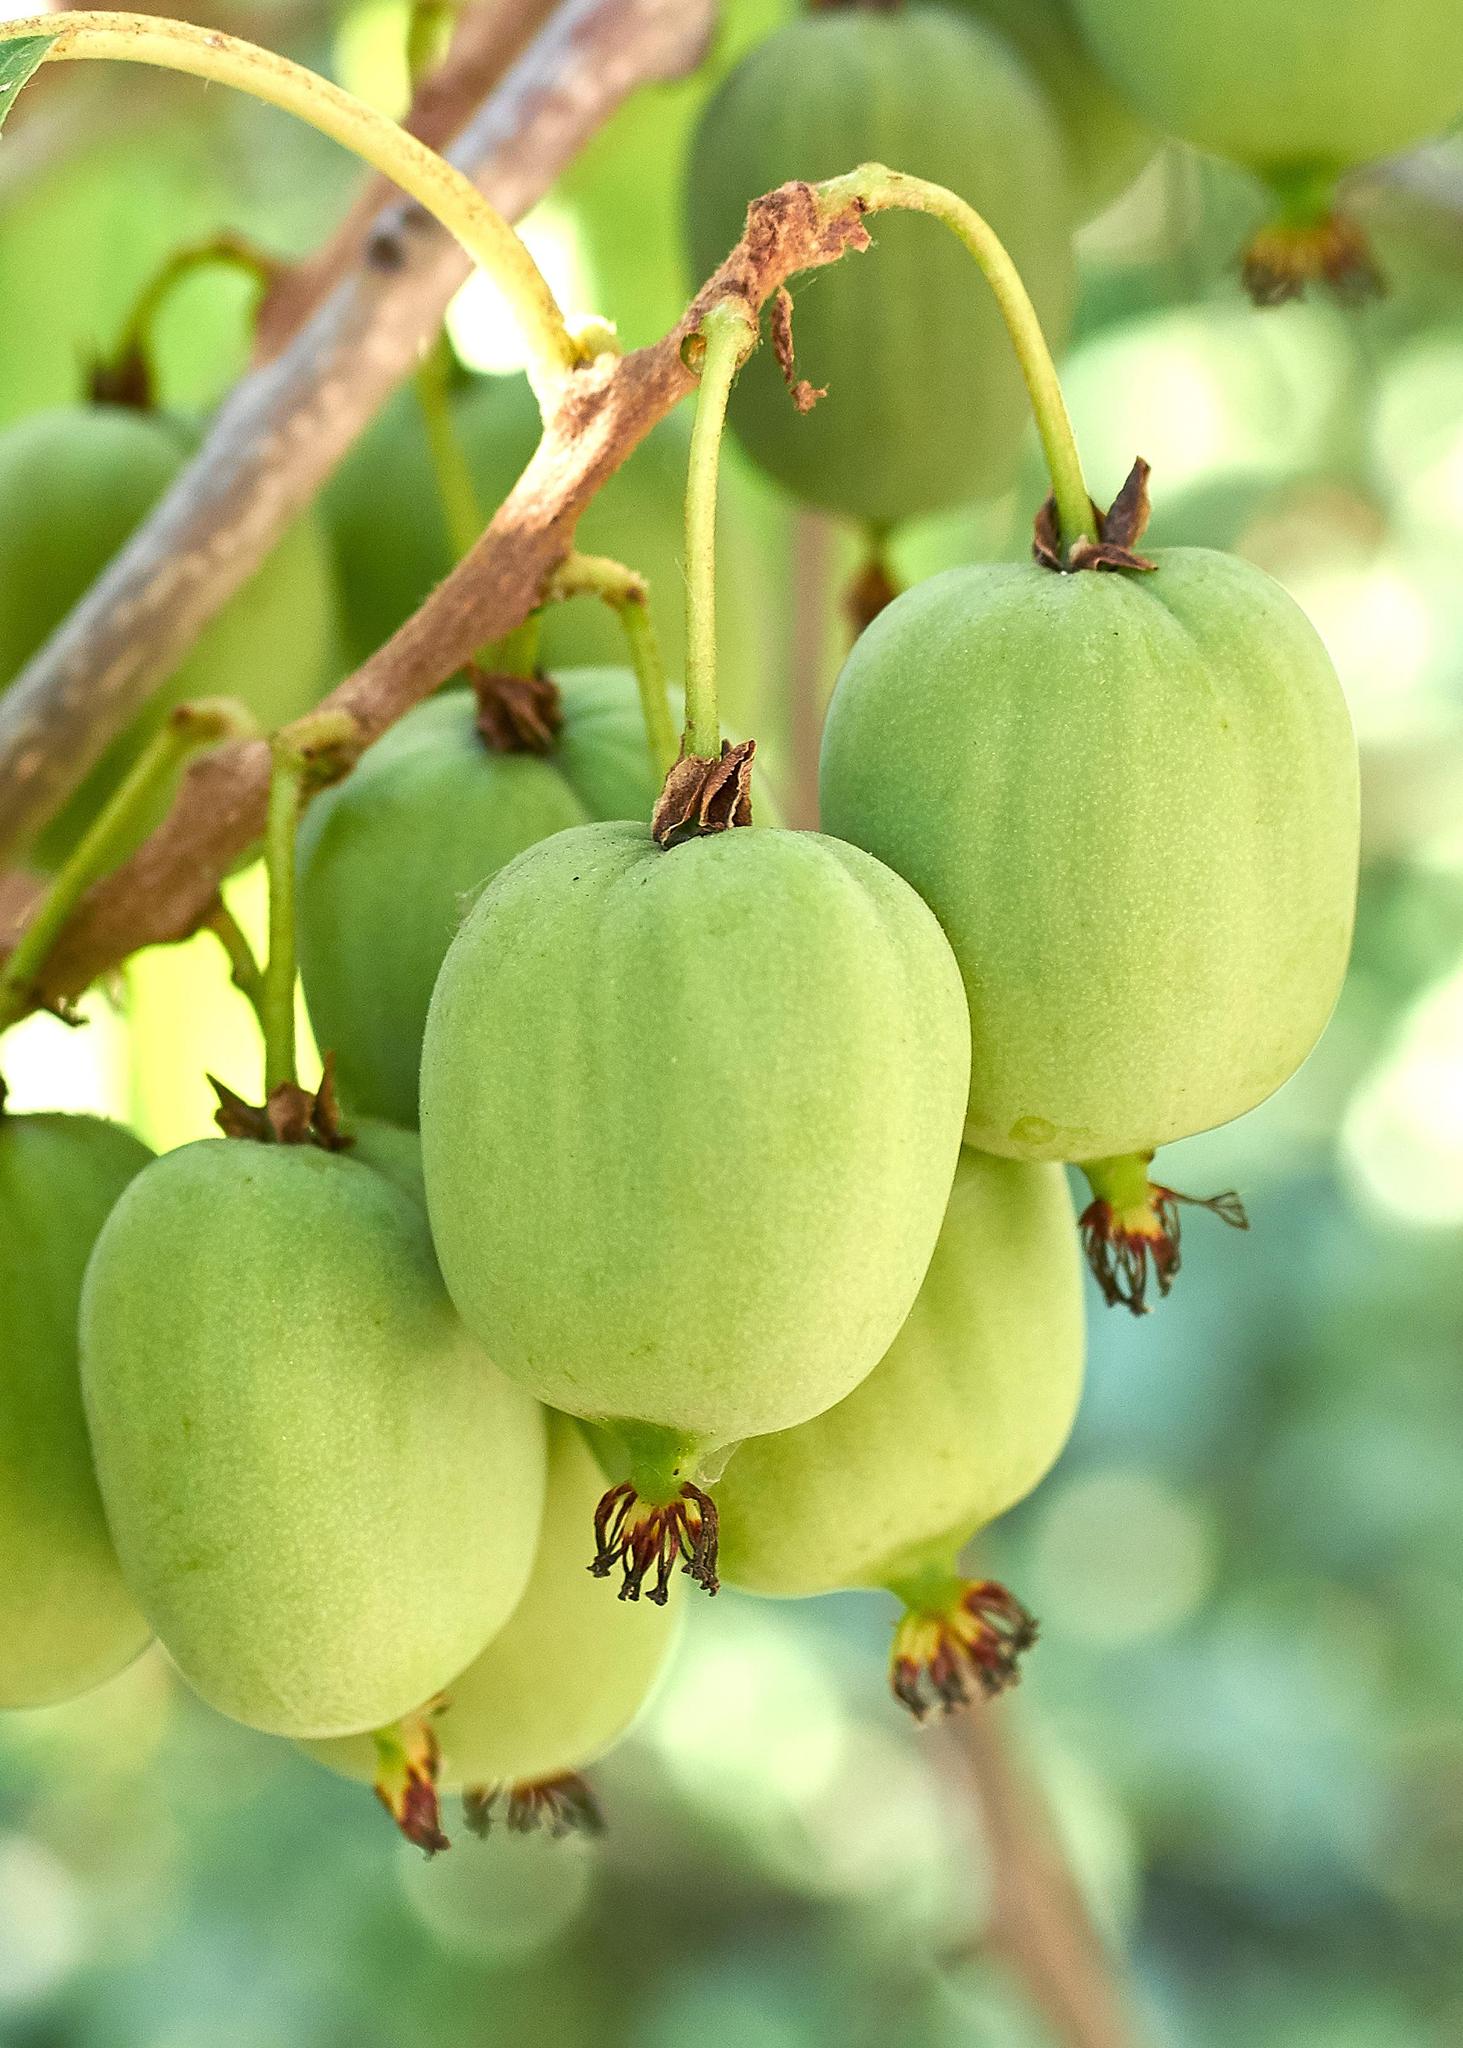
[80,1141,548,1739]
[1069,0,1463,179]
[820,549,1360,1163]
[684,7,1075,528]
[0,406,336,869]
[718,1147,1083,1597]
[420,821,970,1446]
[0,1113,153,1708]
[297,673,661,1127]
[306,1418,678,1793]
[955,0,1154,218]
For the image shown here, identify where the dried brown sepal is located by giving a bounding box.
[1241,212,1384,309]
[845,554,902,638]
[471,666,564,754]
[373,1716,449,1856]
[461,1773,606,1841]
[1079,1180,1249,1316]
[209,1054,353,1152]
[651,739,756,849]
[590,1480,719,1604]
[769,285,827,415]
[1032,457,1157,575]
[891,1581,1038,1721]
[85,343,154,413]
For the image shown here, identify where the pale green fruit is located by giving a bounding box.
[305,1418,678,1795]
[820,549,1359,1164]
[719,1146,1083,1598]
[81,1140,548,1738]
[0,1111,153,1708]
[0,405,336,869]
[684,6,1075,526]
[420,821,970,1456]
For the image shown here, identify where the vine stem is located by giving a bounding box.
[0,700,254,1033]
[1,11,579,409]
[819,164,1097,552]
[546,551,678,779]
[682,303,755,762]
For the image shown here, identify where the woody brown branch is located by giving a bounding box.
[0,0,714,871]
[2,178,871,1013]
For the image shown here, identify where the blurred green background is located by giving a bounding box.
[4,1,1463,2043]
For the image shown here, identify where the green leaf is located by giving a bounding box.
[0,35,56,135]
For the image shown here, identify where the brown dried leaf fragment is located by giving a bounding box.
[1032,458,1157,575]
[209,1053,353,1151]
[770,286,827,414]
[85,342,154,414]
[1242,211,1384,309]
[462,1773,606,1840]
[651,738,756,849]
[471,666,564,754]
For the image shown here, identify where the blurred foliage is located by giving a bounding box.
[4,2,1463,2044]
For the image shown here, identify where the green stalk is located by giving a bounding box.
[261,740,305,1096]
[102,232,277,400]
[414,332,485,564]
[0,700,254,1032]
[818,164,1097,552]
[682,304,755,762]
[546,551,678,780]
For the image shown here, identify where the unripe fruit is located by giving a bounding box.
[1068,0,1463,300]
[304,1418,678,1844]
[820,544,1359,1299]
[684,6,1075,527]
[81,1139,547,1739]
[0,405,336,869]
[0,1108,153,1708]
[719,1147,1083,1713]
[421,818,970,1595]
[296,676,651,1127]
[955,0,1154,219]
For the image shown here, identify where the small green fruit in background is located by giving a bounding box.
[81,1138,547,1739]
[0,404,336,870]
[305,1417,679,1847]
[955,0,1155,220]
[820,542,1359,1306]
[420,818,970,1599]
[0,1104,153,1709]
[719,1146,1083,1714]
[683,5,1075,528]
[1068,0,1463,300]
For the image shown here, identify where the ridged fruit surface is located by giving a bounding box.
[420,821,970,1447]
[0,1112,153,1708]
[957,0,1154,217]
[0,406,336,869]
[719,1147,1084,1597]
[306,1418,678,1791]
[684,6,1074,527]
[81,1141,547,1739]
[1069,0,1463,176]
[820,549,1359,1163]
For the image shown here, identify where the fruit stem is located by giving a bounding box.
[405,0,455,87]
[261,740,305,1097]
[0,698,256,1034]
[546,552,679,780]
[202,898,266,1024]
[414,332,484,565]
[96,232,278,410]
[1,12,579,411]
[682,302,756,762]
[818,164,1097,553]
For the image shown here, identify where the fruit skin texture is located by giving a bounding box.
[0,1113,153,1708]
[1067,0,1463,178]
[305,1418,678,1793]
[717,1147,1084,1599]
[0,406,336,869]
[420,821,971,1449]
[957,0,1154,219]
[81,1141,548,1739]
[295,677,640,1128]
[820,549,1360,1164]
[684,7,1075,528]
